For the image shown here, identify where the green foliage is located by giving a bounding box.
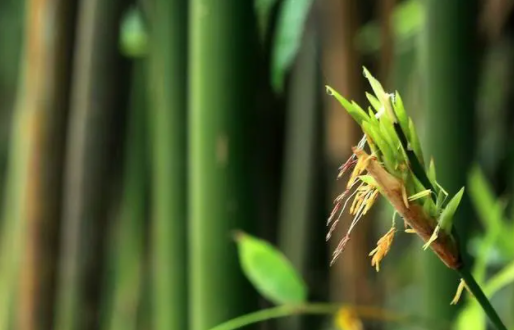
[234,231,307,305]
[363,67,388,106]
[119,7,148,58]
[438,187,464,233]
[271,0,314,92]
[325,86,369,125]
[468,166,514,262]
[366,92,382,112]
[455,167,514,330]
[408,118,425,166]
[254,0,278,41]
[392,92,410,141]
[357,0,424,54]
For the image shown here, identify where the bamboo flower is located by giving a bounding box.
[326,68,463,271]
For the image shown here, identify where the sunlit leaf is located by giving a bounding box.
[468,166,514,259]
[427,158,436,184]
[356,0,424,54]
[408,118,425,166]
[119,7,147,58]
[362,122,396,174]
[366,92,381,112]
[438,187,465,232]
[271,0,314,92]
[392,92,409,141]
[234,231,307,305]
[363,67,386,101]
[326,86,369,125]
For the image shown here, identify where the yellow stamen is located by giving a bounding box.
[363,189,379,215]
[369,228,396,272]
[451,279,471,305]
[405,228,416,234]
[347,154,373,190]
[350,192,363,215]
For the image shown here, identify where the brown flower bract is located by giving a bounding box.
[354,148,462,269]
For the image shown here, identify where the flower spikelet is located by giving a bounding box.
[325,67,464,271]
[369,228,396,272]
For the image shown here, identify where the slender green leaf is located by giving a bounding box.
[378,110,400,158]
[271,0,314,92]
[363,67,386,101]
[235,232,307,305]
[485,260,514,296]
[438,187,465,232]
[367,108,379,127]
[363,67,396,122]
[392,91,409,139]
[468,166,514,258]
[427,158,436,184]
[408,118,425,166]
[362,121,395,174]
[366,92,381,112]
[326,86,369,125]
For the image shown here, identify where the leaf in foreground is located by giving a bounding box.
[234,231,307,305]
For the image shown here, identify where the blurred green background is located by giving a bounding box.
[1,0,514,329]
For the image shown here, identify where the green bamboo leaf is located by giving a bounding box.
[378,111,400,156]
[362,121,396,174]
[234,231,307,305]
[326,86,369,125]
[363,67,397,123]
[408,118,425,166]
[351,100,367,117]
[366,92,381,112]
[271,0,314,92]
[438,187,465,232]
[392,92,409,138]
[367,108,379,127]
[363,67,386,101]
[468,166,514,259]
[427,158,436,183]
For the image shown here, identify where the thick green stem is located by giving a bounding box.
[189,0,257,329]
[421,0,478,320]
[457,267,507,330]
[148,0,188,328]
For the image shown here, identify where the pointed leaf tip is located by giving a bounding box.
[438,187,465,232]
[325,86,369,125]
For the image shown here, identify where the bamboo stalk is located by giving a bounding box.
[189,1,258,328]
[421,0,479,321]
[147,0,188,328]
[54,0,130,328]
[0,0,76,329]
[277,23,320,330]
[105,60,147,330]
